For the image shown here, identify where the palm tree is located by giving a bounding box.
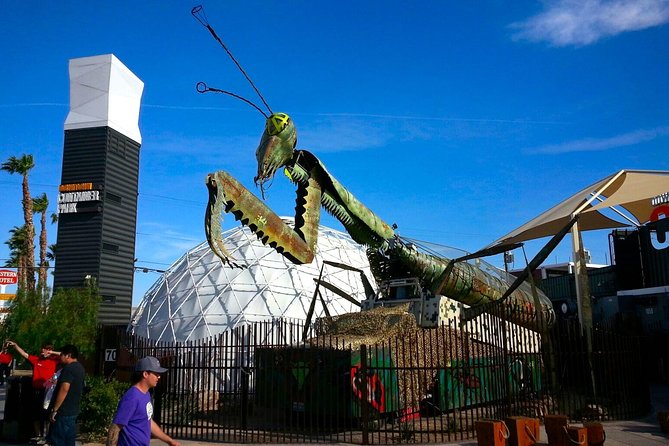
[46,243,57,263]
[32,193,49,297]
[2,154,36,292]
[46,244,57,277]
[5,226,28,290]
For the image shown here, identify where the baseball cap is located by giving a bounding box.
[135,356,167,373]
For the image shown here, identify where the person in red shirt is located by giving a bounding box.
[0,346,12,385]
[6,340,60,441]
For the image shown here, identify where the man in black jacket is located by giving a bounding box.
[46,345,85,446]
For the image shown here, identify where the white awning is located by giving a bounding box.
[492,169,669,246]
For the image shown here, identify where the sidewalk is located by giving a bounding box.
[0,380,667,446]
[419,383,669,445]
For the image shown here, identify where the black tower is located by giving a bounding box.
[53,54,144,324]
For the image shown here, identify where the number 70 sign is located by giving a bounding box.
[105,349,117,362]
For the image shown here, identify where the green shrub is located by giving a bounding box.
[79,376,129,441]
[1,286,99,357]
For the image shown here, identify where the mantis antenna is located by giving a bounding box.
[192,5,274,116]
[196,82,269,119]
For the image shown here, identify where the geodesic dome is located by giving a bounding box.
[131,218,376,342]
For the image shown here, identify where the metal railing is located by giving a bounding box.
[104,308,650,444]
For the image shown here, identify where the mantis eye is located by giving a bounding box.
[266,113,290,136]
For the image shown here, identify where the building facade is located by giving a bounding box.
[53,54,143,324]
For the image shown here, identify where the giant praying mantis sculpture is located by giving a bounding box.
[195,6,555,331]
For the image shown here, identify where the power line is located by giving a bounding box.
[135,232,200,242]
[143,193,201,204]
[0,180,204,205]
[0,180,60,188]
[0,262,54,269]
[0,260,167,274]
[134,266,165,274]
[135,260,172,266]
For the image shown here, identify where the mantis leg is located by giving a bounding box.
[205,171,321,265]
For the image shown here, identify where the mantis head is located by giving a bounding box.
[254,113,297,193]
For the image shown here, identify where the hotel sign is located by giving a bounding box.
[58,182,102,214]
[0,270,18,285]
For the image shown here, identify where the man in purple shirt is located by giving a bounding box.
[106,356,180,446]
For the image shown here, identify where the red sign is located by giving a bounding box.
[0,270,18,285]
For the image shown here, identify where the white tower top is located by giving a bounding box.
[64,54,144,144]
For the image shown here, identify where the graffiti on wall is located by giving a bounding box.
[439,355,541,410]
[349,348,398,416]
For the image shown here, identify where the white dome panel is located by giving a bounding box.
[131,218,376,342]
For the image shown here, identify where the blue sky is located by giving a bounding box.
[1,1,668,305]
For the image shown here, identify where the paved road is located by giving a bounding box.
[0,377,667,445]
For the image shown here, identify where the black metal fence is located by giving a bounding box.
[104,308,650,444]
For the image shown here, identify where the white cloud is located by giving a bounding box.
[511,0,669,46]
[297,118,390,152]
[526,125,669,154]
[136,222,201,261]
[144,132,257,157]
[294,114,560,153]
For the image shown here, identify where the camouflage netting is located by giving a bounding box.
[309,306,505,408]
[312,304,417,348]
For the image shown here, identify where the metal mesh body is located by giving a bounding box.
[131,218,376,342]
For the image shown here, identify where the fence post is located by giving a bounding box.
[154,370,163,425]
[500,310,512,415]
[360,343,369,445]
[241,365,249,429]
[240,325,249,431]
[95,323,103,376]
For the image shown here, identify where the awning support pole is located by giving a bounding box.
[571,219,593,332]
[571,217,597,399]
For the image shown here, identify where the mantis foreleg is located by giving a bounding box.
[205,171,322,265]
